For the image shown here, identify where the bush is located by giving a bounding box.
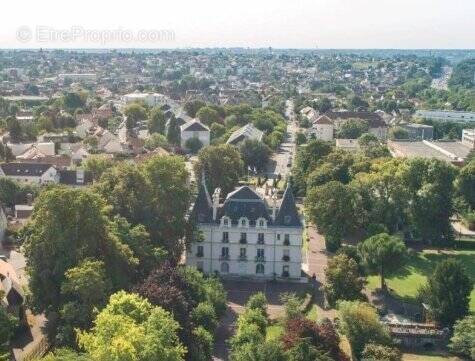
[185,137,203,154]
[191,302,218,333]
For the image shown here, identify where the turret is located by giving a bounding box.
[212,188,221,220]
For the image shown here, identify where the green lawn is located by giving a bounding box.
[366,250,475,311]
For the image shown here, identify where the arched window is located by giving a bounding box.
[239,217,249,228]
[220,262,229,273]
[256,263,265,274]
[256,218,266,228]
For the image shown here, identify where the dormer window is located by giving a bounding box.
[256,218,267,228]
[238,217,249,228]
[221,216,231,227]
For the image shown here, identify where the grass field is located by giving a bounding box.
[402,351,464,361]
[366,250,475,311]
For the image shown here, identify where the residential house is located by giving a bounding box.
[0,163,58,184]
[187,184,303,280]
[309,115,334,141]
[400,123,434,140]
[325,111,388,139]
[226,123,264,145]
[0,260,24,319]
[180,119,210,149]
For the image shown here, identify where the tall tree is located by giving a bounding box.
[194,144,243,195]
[239,139,271,173]
[124,103,147,129]
[323,254,364,306]
[196,106,220,126]
[449,315,475,360]
[456,160,475,210]
[418,259,472,327]
[357,233,406,291]
[305,181,360,252]
[23,187,134,314]
[148,107,166,134]
[78,291,186,361]
[338,301,392,360]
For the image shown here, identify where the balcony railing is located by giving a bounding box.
[219,254,230,260]
[257,239,265,245]
[221,238,229,243]
[283,240,290,246]
[239,238,247,244]
[282,255,290,262]
[196,253,204,258]
[255,256,266,262]
[238,255,247,261]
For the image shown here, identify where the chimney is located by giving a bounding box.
[76,169,85,185]
[212,188,221,221]
[271,189,278,221]
[26,193,33,206]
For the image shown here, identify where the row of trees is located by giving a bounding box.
[18,154,227,361]
[298,140,472,250]
[323,233,473,328]
[229,292,348,361]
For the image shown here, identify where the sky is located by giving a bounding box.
[1,0,474,49]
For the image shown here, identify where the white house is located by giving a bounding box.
[309,115,334,141]
[187,184,303,280]
[180,120,210,149]
[123,92,168,108]
[0,163,58,184]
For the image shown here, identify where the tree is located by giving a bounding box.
[315,97,332,113]
[280,293,303,321]
[189,327,213,361]
[167,116,181,145]
[23,187,134,314]
[124,103,147,129]
[338,301,392,360]
[0,306,18,359]
[191,302,218,333]
[82,155,114,182]
[148,107,166,134]
[185,137,203,154]
[449,315,475,360]
[184,100,206,118]
[245,292,268,317]
[78,291,186,361]
[196,106,220,126]
[400,158,456,245]
[239,139,271,173]
[361,343,401,361]
[144,133,168,151]
[418,259,472,327]
[389,127,409,140]
[305,181,360,252]
[210,123,226,140]
[0,178,21,208]
[194,144,243,195]
[286,340,333,361]
[57,260,110,345]
[336,119,369,139]
[323,254,364,306]
[357,233,406,291]
[41,348,91,361]
[6,116,22,142]
[456,160,475,209]
[62,92,87,111]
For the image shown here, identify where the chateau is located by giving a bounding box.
[187,183,303,279]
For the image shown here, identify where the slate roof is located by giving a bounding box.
[190,181,213,223]
[0,162,53,176]
[325,111,386,128]
[58,170,93,186]
[226,123,264,145]
[313,115,333,125]
[220,186,271,225]
[191,184,302,228]
[274,184,302,227]
[181,119,210,132]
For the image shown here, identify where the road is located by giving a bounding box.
[267,99,299,179]
[431,66,452,90]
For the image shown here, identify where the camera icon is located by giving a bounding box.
[16,26,32,42]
